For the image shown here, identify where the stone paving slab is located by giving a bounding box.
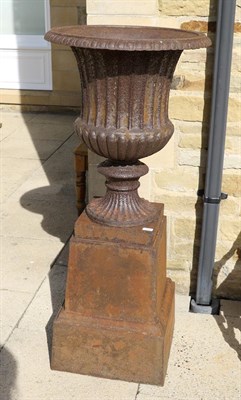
[15,265,67,332]
[1,135,66,161]
[8,123,74,142]
[1,266,240,400]
[29,113,77,126]
[0,339,138,400]
[0,111,78,353]
[0,112,36,140]
[0,111,76,143]
[138,309,241,400]
[1,237,64,292]
[9,139,79,201]
[0,290,33,345]
[137,396,179,400]
[1,126,79,203]
[1,198,76,243]
[0,267,138,400]
[10,176,77,205]
[1,158,43,203]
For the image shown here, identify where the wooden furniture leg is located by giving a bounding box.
[74,143,88,215]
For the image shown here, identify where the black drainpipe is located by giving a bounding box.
[190,0,236,314]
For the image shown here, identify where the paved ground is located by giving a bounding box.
[0,110,240,400]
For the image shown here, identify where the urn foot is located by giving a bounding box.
[86,160,160,227]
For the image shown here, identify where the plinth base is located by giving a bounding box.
[51,279,174,386]
[51,206,174,385]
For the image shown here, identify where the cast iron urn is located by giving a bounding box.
[46,25,210,227]
[45,25,211,385]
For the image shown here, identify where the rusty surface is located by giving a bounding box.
[73,48,180,161]
[86,161,160,226]
[52,279,174,386]
[44,25,211,51]
[45,25,211,227]
[74,45,180,225]
[66,207,166,321]
[52,210,175,385]
[74,202,164,244]
[43,25,207,385]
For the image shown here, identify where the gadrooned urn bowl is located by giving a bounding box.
[45,26,211,162]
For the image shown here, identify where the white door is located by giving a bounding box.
[0,0,52,90]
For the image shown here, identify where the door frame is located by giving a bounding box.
[0,0,52,90]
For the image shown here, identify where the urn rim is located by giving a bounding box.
[45,25,211,51]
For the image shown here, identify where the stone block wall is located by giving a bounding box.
[87,0,241,299]
[1,0,86,109]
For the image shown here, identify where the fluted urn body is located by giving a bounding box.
[73,48,181,162]
[45,26,211,226]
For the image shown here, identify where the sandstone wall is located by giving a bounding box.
[87,0,241,299]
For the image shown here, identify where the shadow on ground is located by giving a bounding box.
[15,113,80,369]
[213,232,241,360]
[20,183,77,243]
[214,304,241,361]
[18,112,79,244]
[0,346,17,400]
[45,260,68,361]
